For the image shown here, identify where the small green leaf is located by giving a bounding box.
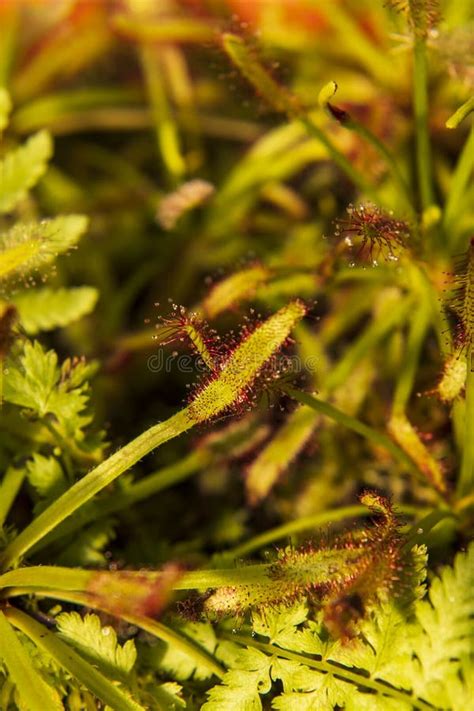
[3,340,95,441]
[446,96,474,129]
[13,286,98,334]
[202,648,271,711]
[0,611,63,711]
[26,454,67,501]
[408,544,474,708]
[0,130,53,213]
[4,341,59,415]
[56,612,136,680]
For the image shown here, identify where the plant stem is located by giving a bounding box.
[0,409,193,571]
[299,116,376,198]
[30,449,209,554]
[413,37,434,210]
[0,467,25,529]
[282,386,416,471]
[392,277,431,415]
[139,43,185,183]
[175,565,271,591]
[341,115,415,215]
[325,297,411,390]
[444,120,474,244]
[223,634,434,711]
[0,610,61,711]
[458,347,474,497]
[0,566,91,591]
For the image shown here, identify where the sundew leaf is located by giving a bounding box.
[157,179,215,230]
[221,34,297,115]
[0,214,88,287]
[387,413,447,494]
[12,286,98,334]
[188,301,306,422]
[56,612,137,681]
[0,88,12,131]
[0,130,53,213]
[0,611,63,711]
[0,302,304,568]
[201,265,270,319]
[245,404,317,505]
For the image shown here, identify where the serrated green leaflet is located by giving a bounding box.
[0,130,52,213]
[0,215,88,286]
[12,285,98,334]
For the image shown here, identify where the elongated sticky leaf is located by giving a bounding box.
[201,265,269,319]
[0,130,52,213]
[13,286,98,334]
[0,302,305,567]
[0,611,63,711]
[0,87,11,131]
[245,404,317,505]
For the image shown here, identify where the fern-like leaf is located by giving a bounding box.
[408,544,474,709]
[56,612,137,681]
[3,341,96,441]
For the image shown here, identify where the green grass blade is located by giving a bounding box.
[5,607,145,711]
[0,409,193,570]
[283,386,415,470]
[0,467,25,528]
[0,611,63,711]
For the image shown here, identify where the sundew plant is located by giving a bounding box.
[0,0,473,709]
